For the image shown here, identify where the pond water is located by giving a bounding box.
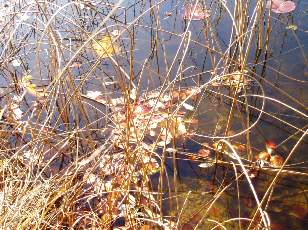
[0,0,307,229]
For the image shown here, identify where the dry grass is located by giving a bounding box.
[0,0,307,229]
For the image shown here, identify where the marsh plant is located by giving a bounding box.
[0,0,307,229]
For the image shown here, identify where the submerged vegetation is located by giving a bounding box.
[0,0,307,229]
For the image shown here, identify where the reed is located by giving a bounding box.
[0,0,306,229]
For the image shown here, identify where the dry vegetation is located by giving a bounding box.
[0,0,307,229]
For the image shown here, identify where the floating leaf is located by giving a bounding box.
[92,35,120,58]
[12,105,23,120]
[177,121,187,135]
[198,162,214,168]
[22,74,32,83]
[265,139,276,154]
[21,75,46,98]
[232,142,246,152]
[69,62,82,68]
[211,70,248,93]
[286,24,298,30]
[248,169,259,178]
[12,94,24,103]
[86,173,97,184]
[25,83,37,96]
[182,102,194,111]
[12,59,21,67]
[165,11,172,17]
[103,81,117,86]
[0,106,6,121]
[160,117,187,137]
[149,130,156,136]
[166,147,177,153]
[86,90,102,100]
[130,88,137,100]
[197,148,210,158]
[183,3,210,20]
[255,151,271,161]
[266,0,296,14]
[184,118,198,125]
[110,30,120,36]
[270,155,284,168]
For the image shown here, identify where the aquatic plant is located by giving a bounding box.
[266,0,296,14]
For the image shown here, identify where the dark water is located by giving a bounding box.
[0,0,307,229]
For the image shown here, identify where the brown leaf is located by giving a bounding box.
[270,155,284,168]
[290,205,308,219]
[197,148,210,158]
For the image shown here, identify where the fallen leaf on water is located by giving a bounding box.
[198,162,214,168]
[266,0,296,14]
[149,130,156,136]
[22,74,32,83]
[166,147,177,153]
[12,59,21,67]
[197,148,211,158]
[286,24,298,30]
[183,3,210,20]
[265,139,277,154]
[69,62,82,68]
[255,151,271,161]
[270,155,284,168]
[212,141,223,151]
[12,104,23,120]
[248,168,259,178]
[110,30,120,36]
[130,88,137,100]
[232,142,247,152]
[92,35,120,58]
[104,81,117,86]
[289,205,308,219]
[183,118,198,125]
[0,106,6,121]
[182,102,194,111]
[165,11,172,17]
[86,90,102,100]
[21,75,47,98]
[160,117,187,138]
[211,71,248,93]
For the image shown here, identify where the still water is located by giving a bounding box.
[0,0,307,229]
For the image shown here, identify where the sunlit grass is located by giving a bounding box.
[0,0,307,229]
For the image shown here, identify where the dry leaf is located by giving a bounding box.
[21,75,46,98]
[183,3,210,20]
[197,148,211,158]
[12,59,21,67]
[183,102,194,111]
[199,162,214,168]
[270,155,284,168]
[266,0,296,13]
[92,35,120,58]
[86,90,102,100]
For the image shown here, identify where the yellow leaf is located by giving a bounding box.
[160,117,187,138]
[21,75,47,98]
[22,74,32,83]
[26,83,37,96]
[92,35,120,58]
